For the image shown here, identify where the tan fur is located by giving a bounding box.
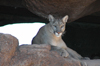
[32,15,82,59]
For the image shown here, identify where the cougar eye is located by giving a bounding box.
[61,25,64,29]
[53,25,56,28]
[53,25,57,30]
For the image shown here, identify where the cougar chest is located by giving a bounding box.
[50,38,61,46]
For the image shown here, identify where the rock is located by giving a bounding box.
[0,33,18,66]
[23,0,100,22]
[0,33,100,66]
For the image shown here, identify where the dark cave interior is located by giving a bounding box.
[0,5,100,59]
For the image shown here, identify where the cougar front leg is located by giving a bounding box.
[67,47,83,59]
[51,46,69,57]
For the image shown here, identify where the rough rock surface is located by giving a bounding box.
[0,33,100,66]
[23,0,100,22]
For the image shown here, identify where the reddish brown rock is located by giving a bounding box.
[22,0,100,22]
[0,33,18,66]
[0,33,100,66]
[0,0,100,23]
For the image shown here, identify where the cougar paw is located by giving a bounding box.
[61,49,69,58]
[81,61,87,66]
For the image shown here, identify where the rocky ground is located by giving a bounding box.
[0,33,100,66]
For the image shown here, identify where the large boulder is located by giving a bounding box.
[22,0,100,22]
[0,33,100,66]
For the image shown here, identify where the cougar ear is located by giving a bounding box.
[62,15,68,23]
[48,14,55,22]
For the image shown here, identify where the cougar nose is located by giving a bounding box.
[57,32,61,34]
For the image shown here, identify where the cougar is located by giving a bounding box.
[31,14,83,59]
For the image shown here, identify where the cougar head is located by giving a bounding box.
[48,14,68,37]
